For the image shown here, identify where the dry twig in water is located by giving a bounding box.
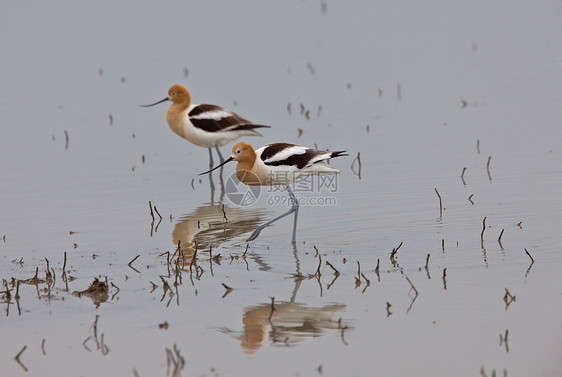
[221,283,233,298]
[350,152,361,179]
[154,206,163,220]
[165,344,185,377]
[524,249,534,277]
[148,201,155,221]
[337,318,349,346]
[525,248,534,265]
[268,297,275,321]
[499,329,509,353]
[503,288,516,310]
[434,188,443,218]
[221,204,228,221]
[61,251,67,281]
[360,273,370,293]
[326,271,339,290]
[313,245,319,257]
[481,216,487,248]
[128,255,140,274]
[405,275,418,313]
[110,282,120,300]
[315,255,323,277]
[498,229,505,249]
[390,242,403,267]
[374,258,380,282]
[209,246,214,277]
[325,261,339,275]
[14,345,28,371]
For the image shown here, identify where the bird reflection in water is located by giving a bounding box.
[171,203,265,257]
[220,244,351,353]
[240,301,347,353]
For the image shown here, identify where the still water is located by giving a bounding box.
[1,1,561,376]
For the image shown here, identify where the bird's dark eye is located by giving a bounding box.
[236,149,241,154]
[171,91,176,96]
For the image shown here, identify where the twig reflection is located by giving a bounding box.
[404,275,418,314]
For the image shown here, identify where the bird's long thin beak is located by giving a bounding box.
[199,156,234,175]
[139,97,169,107]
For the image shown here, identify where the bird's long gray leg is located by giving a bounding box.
[214,146,225,201]
[208,148,214,170]
[246,186,299,243]
[288,186,299,244]
[215,145,225,163]
[207,148,216,203]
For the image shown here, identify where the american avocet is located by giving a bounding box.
[200,142,348,243]
[141,84,270,168]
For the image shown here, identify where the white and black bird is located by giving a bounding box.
[201,141,348,243]
[141,84,270,168]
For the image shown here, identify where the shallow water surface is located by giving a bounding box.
[1,2,562,376]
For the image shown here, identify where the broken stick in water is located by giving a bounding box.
[524,248,535,277]
[268,297,275,320]
[481,216,487,248]
[390,241,403,262]
[153,206,163,220]
[434,188,443,218]
[128,255,140,274]
[498,229,505,249]
[326,261,340,275]
[350,152,362,179]
[14,345,28,372]
[148,201,155,221]
[524,248,534,264]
